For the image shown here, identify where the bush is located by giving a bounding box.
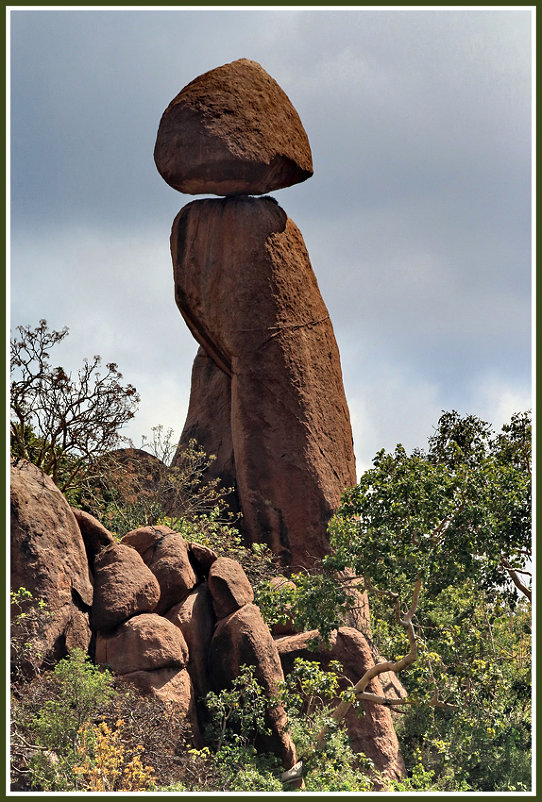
[10,587,53,680]
[11,649,115,791]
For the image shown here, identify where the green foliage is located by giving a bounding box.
[301,724,375,792]
[204,664,272,750]
[10,588,53,679]
[280,657,343,717]
[256,571,353,646]
[387,587,532,791]
[13,649,115,791]
[322,410,532,791]
[213,744,283,791]
[328,412,531,605]
[201,665,285,790]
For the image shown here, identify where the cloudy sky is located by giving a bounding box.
[9,7,533,474]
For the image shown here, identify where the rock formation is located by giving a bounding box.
[9,61,406,786]
[10,458,93,672]
[154,58,313,196]
[159,58,356,568]
[276,628,406,784]
[11,458,404,780]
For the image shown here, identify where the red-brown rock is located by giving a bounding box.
[95,613,188,675]
[207,557,254,619]
[120,667,201,744]
[171,196,356,567]
[10,458,93,670]
[165,584,215,696]
[187,540,218,578]
[174,346,239,514]
[154,58,313,196]
[91,544,161,631]
[121,526,198,613]
[121,524,165,564]
[211,603,296,769]
[71,507,116,563]
[275,628,405,782]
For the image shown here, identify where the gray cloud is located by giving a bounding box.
[10,8,532,473]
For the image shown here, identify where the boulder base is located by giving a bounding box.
[10,458,93,671]
[207,557,254,619]
[95,613,188,675]
[165,584,215,696]
[171,196,356,567]
[91,544,161,631]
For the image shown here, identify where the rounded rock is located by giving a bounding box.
[154,58,313,196]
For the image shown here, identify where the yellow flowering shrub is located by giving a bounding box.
[73,719,155,791]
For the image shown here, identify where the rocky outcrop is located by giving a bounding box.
[275,628,406,783]
[211,603,297,769]
[71,507,116,563]
[171,196,357,568]
[10,458,93,671]
[165,585,215,697]
[154,58,313,196]
[121,526,198,613]
[11,459,403,779]
[207,557,254,618]
[90,543,160,631]
[95,613,188,675]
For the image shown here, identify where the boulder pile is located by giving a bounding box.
[155,58,357,569]
[10,456,405,781]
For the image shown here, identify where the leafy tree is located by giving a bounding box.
[288,410,532,790]
[10,320,139,495]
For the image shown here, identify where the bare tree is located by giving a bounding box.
[10,320,140,493]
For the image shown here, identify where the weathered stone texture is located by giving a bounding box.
[10,458,93,669]
[91,543,161,631]
[171,195,356,567]
[154,58,312,196]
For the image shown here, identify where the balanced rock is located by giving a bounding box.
[121,526,198,613]
[211,603,297,769]
[91,543,161,631]
[207,557,254,619]
[95,613,188,675]
[165,584,215,697]
[171,195,356,567]
[10,458,93,670]
[275,628,406,782]
[154,58,313,196]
